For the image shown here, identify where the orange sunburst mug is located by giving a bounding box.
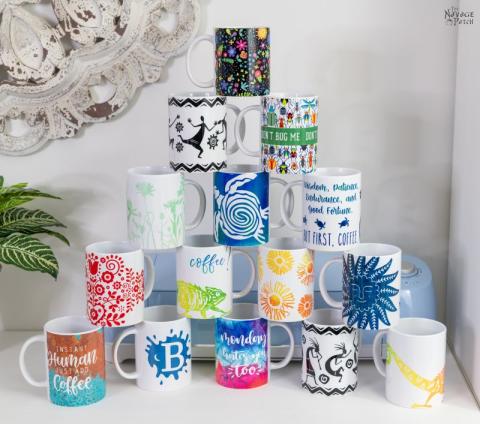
[258,237,314,322]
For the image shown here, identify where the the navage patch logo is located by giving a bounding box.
[445,6,474,25]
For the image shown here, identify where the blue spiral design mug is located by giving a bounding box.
[213,165,269,246]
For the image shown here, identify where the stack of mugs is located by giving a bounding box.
[19,27,447,411]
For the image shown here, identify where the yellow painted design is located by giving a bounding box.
[260,281,294,320]
[386,343,444,409]
[266,250,294,275]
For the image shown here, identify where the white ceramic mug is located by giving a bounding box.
[19,316,105,407]
[302,309,359,396]
[215,303,294,389]
[318,243,401,331]
[168,93,243,172]
[372,318,446,409]
[176,234,256,319]
[113,306,191,392]
[85,241,155,327]
[127,166,206,251]
[234,93,318,174]
[280,167,361,251]
[258,237,314,322]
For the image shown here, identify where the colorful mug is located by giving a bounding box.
[258,237,314,322]
[19,316,105,407]
[280,167,361,251]
[186,27,270,97]
[176,234,256,319]
[127,166,206,250]
[213,165,288,247]
[168,93,243,172]
[372,318,446,408]
[85,241,155,327]
[215,303,294,389]
[318,243,401,330]
[113,306,191,391]
[235,94,318,174]
[302,309,359,396]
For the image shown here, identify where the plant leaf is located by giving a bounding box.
[0,234,59,279]
[0,189,61,212]
[0,176,3,188]
[0,208,66,237]
[34,229,70,245]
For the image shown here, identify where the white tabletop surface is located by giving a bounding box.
[1,331,478,423]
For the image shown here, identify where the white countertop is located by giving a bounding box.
[1,331,478,423]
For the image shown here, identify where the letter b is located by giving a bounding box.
[163,342,185,372]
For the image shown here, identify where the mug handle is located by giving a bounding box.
[224,103,243,155]
[318,258,343,309]
[270,178,294,229]
[19,334,48,387]
[185,179,206,230]
[232,249,256,299]
[372,330,388,377]
[113,328,139,380]
[186,35,215,88]
[234,104,261,157]
[279,180,303,231]
[144,255,155,300]
[270,323,295,370]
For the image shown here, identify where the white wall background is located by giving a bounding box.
[447,0,480,401]
[0,0,457,330]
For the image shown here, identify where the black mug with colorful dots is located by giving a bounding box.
[186,27,270,97]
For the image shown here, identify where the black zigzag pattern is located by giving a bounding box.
[302,321,355,335]
[168,97,225,108]
[170,162,226,173]
[302,381,357,396]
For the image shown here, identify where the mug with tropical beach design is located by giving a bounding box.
[257,238,314,322]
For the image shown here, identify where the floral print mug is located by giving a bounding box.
[186,27,270,97]
[257,237,315,322]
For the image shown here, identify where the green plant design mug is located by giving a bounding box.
[127,166,206,251]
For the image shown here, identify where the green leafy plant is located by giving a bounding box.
[0,176,69,279]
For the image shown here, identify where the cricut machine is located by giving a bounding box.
[106,251,436,362]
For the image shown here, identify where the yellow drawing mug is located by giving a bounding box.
[372,317,447,409]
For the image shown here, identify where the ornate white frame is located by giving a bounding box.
[0,0,200,155]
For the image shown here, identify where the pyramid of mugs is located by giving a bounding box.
[19,27,446,409]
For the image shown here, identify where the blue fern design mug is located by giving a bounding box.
[213,165,289,246]
[318,243,401,330]
[113,306,191,391]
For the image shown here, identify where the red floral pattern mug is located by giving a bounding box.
[85,241,154,327]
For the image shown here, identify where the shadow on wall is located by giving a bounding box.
[0,172,121,330]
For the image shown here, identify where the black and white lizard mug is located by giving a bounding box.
[302,309,359,396]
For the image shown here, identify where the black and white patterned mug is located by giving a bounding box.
[302,309,359,396]
[186,27,270,97]
[168,93,244,173]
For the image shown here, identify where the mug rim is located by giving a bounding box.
[345,243,401,258]
[44,315,101,335]
[218,164,264,174]
[390,317,446,338]
[260,237,306,251]
[86,240,142,255]
[304,308,347,328]
[182,234,223,249]
[265,92,317,99]
[127,165,178,177]
[169,92,224,99]
[215,26,269,31]
[309,167,361,178]
[221,303,261,322]
[143,305,187,324]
